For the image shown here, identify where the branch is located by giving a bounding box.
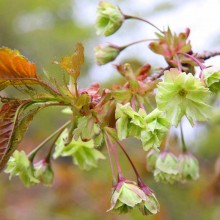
[146,66,170,81]
[195,51,220,60]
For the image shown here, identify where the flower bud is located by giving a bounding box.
[34,160,54,186]
[178,153,199,182]
[94,44,121,65]
[154,151,180,184]
[96,2,124,36]
[203,66,220,93]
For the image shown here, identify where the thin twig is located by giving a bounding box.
[146,66,170,81]
[195,51,220,60]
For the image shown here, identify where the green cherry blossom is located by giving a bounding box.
[141,108,170,152]
[203,66,220,93]
[154,151,181,184]
[156,68,211,126]
[4,150,39,187]
[178,153,199,182]
[96,2,124,36]
[53,129,105,171]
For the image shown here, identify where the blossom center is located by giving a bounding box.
[178,88,187,97]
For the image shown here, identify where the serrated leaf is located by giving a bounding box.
[0,102,39,171]
[55,43,84,80]
[0,101,21,165]
[0,47,37,87]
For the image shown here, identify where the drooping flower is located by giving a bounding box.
[108,180,146,213]
[203,66,220,93]
[94,44,121,65]
[34,160,54,186]
[96,2,124,36]
[156,68,211,126]
[108,179,159,216]
[178,153,199,182]
[4,150,39,187]
[154,151,180,184]
[53,129,105,171]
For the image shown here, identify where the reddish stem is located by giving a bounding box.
[131,95,136,111]
[136,95,146,111]
[124,14,164,34]
[104,135,116,181]
[108,131,144,185]
[178,52,206,70]
[175,55,182,72]
[106,133,123,180]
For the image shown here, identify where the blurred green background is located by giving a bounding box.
[0,0,220,219]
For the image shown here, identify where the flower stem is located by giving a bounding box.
[45,124,69,163]
[136,95,146,111]
[131,95,136,111]
[180,121,187,152]
[105,133,123,180]
[124,14,164,34]
[69,76,78,97]
[107,131,143,185]
[120,38,158,50]
[164,129,171,151]
[175,55,182,72]
[178,52,206,70]
[28,121,71,162]
[104,135,117,183]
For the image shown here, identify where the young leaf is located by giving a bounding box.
[0,101,39,170]
[55,43,84,81]
[0,47,38,89]
[0,101,22,166]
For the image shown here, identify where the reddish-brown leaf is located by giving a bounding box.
[0,105,39,171]
[0,47,37,81]
[0,101,21,164]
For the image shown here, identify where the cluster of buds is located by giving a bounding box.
[147,150,199,184]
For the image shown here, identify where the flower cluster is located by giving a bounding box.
[1,0,218,218]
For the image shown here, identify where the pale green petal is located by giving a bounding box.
[156,69,211,126]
